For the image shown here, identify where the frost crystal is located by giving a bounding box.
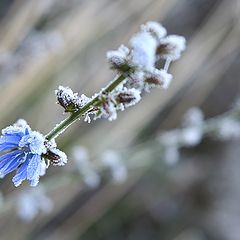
[55,86,90,112]
[98,98,118,121]
[130,31,157,70]
[141,21,167,41]
[158,35,186,60]
[76,94,91,108]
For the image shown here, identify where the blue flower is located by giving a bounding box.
[0,120,47,187]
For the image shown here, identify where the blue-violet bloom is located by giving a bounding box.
[0,120,47,187]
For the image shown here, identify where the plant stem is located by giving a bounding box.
[45,74,126,140]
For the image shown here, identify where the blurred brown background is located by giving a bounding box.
[0,0,240,239]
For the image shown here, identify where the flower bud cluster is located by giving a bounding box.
[55,22,186,122]
[107,21,185,90]
[101,21,185,120]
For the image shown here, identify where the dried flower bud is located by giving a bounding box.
[144,69,172,91]
[97,95,117,121]
[157,35,186,60]
[141,21,167,41]
[115,87,141,108]
[55,86,78,112]
[44,140,67,166]
[125,70,145,90]
[106,45,132,72]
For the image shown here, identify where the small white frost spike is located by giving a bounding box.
[72,146,100,188]
[100,150,127,183]
[16,186,53,222]
[77,94,91,108]
[159,35,186,60]
[141,21,167,41]
[130,31,157,70]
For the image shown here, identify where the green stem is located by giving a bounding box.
[46,74,126,140]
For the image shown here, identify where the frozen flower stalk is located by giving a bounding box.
[53,21,186,125]
[0,21,186,187]
[0,120,67,187]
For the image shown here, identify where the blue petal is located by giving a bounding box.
[0,135,21,145]
[0,143,18,152]
[0,151,24,175]
[26,154,42,186]
[0,150,21,165]
[12,159,29,187]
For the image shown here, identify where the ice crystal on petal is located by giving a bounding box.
[125,70,145,90]
[19,131,46,155]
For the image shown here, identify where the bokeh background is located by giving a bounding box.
[0,0,240,239]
